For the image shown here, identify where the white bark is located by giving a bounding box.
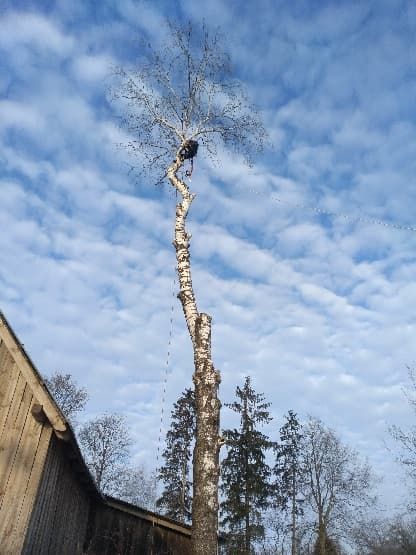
[167,148,221,555]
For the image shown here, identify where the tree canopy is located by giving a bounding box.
[44,371,88,422]
[114,21,267,182]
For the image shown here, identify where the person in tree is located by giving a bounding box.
[116,22,266,554]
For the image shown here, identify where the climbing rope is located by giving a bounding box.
[154,281,175,477]
[154,191,178,483]
[150,192,178,555]
[185,158,194,179]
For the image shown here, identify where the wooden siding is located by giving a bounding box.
[0,314,194,554]
[22,434,91,554]
[0,339,53,554]
[86,502,192,555]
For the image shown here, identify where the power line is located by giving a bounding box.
[238,183,416,233]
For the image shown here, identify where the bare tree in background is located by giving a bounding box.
[300,417,375,555]
[79,413,132,494]
[115,21,266,554]
[45,371,88,422]
[352,514,416,555]
[118,466,157,510]
[390,367,416,508]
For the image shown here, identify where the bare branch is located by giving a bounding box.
[112,21,267,183]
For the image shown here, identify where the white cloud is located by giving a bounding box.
[0,100,45,132]
[71,54,113,84]
[1,0,416,516]
[0,11,73,55]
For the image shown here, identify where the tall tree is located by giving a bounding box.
[274,410,303,555]
[78,413,132,494]
[221,376,273,554]
[157,387,196,523]
[116,22,266,554]
[44,371,88,422]
[300,417,374,555]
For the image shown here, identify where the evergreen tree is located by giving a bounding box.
[156,388,196,523]
[274,410,303,555]
[220,376,273,554]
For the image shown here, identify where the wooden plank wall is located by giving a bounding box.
[87,503,192,555]
[0,326,194,554]
[22,433,91,554]
[0,338,53,554]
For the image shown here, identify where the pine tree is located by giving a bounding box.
[156,388,196,523]
[274,410,303,555]
[220,376,273,554]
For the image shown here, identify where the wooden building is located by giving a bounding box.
[0,311,192,554]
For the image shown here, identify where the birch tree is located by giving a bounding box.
[115,22,266,554]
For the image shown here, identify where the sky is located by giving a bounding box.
[1,0,416,520]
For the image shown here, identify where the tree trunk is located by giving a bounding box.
[244,395,250,555]
[181,457,186,523]
[167,152,221,555]
[318,517,326,555]
[291,470,296,555]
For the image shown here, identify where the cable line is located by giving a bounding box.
[238,182,416,233]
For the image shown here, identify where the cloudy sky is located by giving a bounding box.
[2,0,416,513]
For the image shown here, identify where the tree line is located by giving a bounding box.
[157,375,416,554]
[157,376,373,554]
[46,370,416,554]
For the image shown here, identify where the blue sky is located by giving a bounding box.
[1,0,416,515]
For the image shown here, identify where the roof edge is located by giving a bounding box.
[0,311,67,434]
[104,496,192,537]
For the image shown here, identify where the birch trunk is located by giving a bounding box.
[167,151,221,555]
